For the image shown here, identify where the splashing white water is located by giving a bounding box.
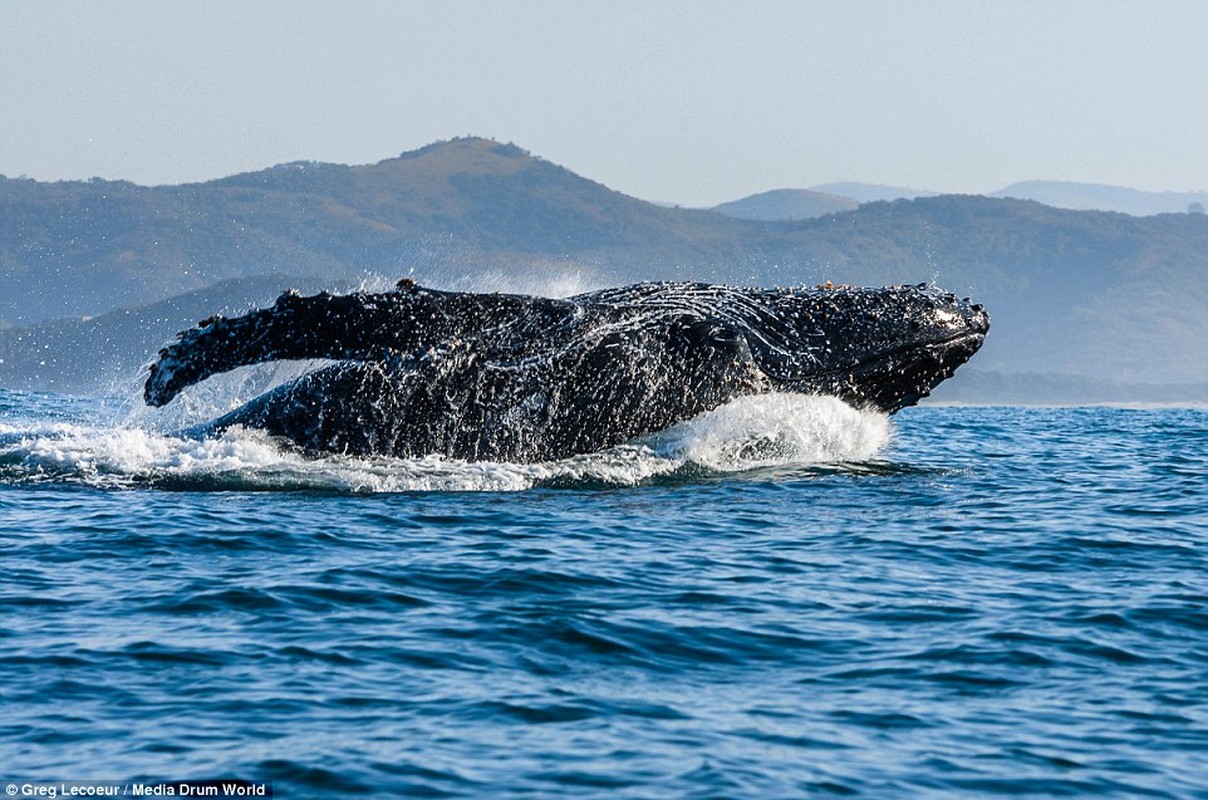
[437,260,605,299]
[644,393,892,470]
[2,393,891,492]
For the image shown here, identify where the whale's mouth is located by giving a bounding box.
[767,327,988,414]
[860,328,988,373]
[843,329,988,412]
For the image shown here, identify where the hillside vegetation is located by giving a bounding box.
[2,137,1206,397]
[1,139,751,326]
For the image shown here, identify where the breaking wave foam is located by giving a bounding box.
[646,393,891,470]
[1,393,891,493]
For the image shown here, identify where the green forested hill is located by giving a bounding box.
[2,137,1206,395]
[0,138,752,326]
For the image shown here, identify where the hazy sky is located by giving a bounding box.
[2,0,1205,206]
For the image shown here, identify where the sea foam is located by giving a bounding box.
[2,393,891,493]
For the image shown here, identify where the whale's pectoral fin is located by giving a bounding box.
[144,285,444,407]
[144,283,579,407]
[145,290,381,406]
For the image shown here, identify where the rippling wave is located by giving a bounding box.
[1,390,1206,798]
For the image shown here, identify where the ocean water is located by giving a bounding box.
[1,387,1205,798]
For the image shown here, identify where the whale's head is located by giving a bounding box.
[708,283,989,413]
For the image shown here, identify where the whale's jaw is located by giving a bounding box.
[823,301,990,413]
[752,284,991,414]
[835,327,989,413]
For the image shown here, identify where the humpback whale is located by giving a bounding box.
[145,280,989,463]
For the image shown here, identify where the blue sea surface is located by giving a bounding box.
[1,388,1205,797]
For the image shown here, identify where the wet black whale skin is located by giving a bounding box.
[145,280,989,463]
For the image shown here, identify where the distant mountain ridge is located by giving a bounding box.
[990,181,1208,217]
[714,181,1207,217]
[710,189,857,221]
[807,182,938,203]
[2,137,1207,398]
[0,137,752,326]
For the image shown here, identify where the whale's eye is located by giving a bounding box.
[673,317,746,353]
[709,326,742,345]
